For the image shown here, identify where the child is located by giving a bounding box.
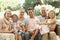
[47,10,57,40]
[40,10,57,40]
[11,14,22,40]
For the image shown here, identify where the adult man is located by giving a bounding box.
[38,7,57,40]
[37,7,49,40]
[38,7,47,22]
[26,7,41,40]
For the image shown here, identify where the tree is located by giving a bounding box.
[48,1,60,8]
[23,0,41,12]
[0,0,21,11]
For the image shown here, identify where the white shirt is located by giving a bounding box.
[37,16,49,35]
[27,17,41,32]
[10,20,20,31]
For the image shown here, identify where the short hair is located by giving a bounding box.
[4,10,11,16]
[28,7,33,10]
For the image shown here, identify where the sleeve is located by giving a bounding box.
[37,16,41,21]
[24,18,29,25]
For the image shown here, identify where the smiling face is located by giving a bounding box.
[12,14,18,22]
[48,10,55,19]
[4,11,11,20]
[20,11,24,17]
[19,9,25,18]
[41,7,46,17]
[28,10,34,17]
[28,7,34,18]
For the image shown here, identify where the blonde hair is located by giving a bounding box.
[48,10,56,19]
[20,8,25,13]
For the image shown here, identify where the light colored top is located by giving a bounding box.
[37,16,49,35]
[10,20,20,31]
[37,16,46,22]
[0,18,11,32]
[27,17,41,32]
[19,18,28,26]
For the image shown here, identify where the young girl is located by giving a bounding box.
[41,10,56,31]
[47,10,57,40]
[47,10,56,31]
[40,10,57,40]
[11,14,22,40]
[37,10,57,40]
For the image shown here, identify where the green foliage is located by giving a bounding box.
[56,14,60,19]
[0,0,21,11]
[34,8,41,16]
[48,1,60,8]
[23,0,42,14]
[23,0,37,12]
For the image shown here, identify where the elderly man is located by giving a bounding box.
[38,7,57,40]
[37,7,49,40]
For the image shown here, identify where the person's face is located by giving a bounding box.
[28,10,34,17]
[48,11,55,19]
[20,10,24,18]
[12,16,18,22]
[41,8,46,17]
[5,11,11,20]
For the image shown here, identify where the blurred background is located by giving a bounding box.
[0,0,60,19]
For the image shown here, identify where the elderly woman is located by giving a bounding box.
[0,9,13,33]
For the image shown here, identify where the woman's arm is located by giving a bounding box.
[37,19,47,25]
[38,18,56,25]
[45,18,56,25]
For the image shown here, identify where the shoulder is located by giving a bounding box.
[24,18,29,23]
[17,20,21,24]
[37,16,43,20]
[25,17,29,21]
[35,17,40,21]
[37,16,41,18]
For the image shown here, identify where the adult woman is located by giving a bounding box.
[47,10,57,40]
[19,8,28,40]
[0,10,13,32]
